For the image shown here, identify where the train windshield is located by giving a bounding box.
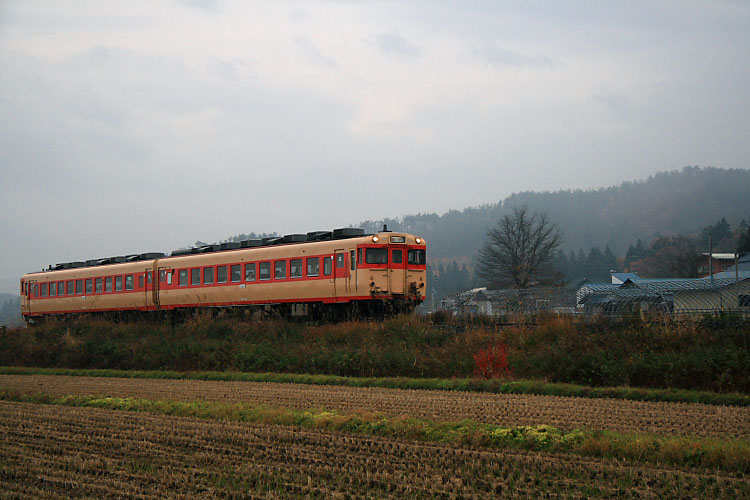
[365,248,388,264]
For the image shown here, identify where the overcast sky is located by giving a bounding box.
[1,1,749,294]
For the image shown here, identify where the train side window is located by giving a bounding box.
[203,267,214,285]
[95,278,103,293]
[245,263,256,282]
[147,271,152,284]
[350,250,355,270]
[166,272,172,285]
[125,275,133,291]
[392,249,402,264]
[358,248,363,265]
[139,275,144,288]
[105,277,113,292]
[306,257,319,277]
[75,280,83,295]
[32,284,38,297]
[85,279,93,294]
[274,261,286,279]
[217,265,227,284]
[178,269,188,287]
[336,253,345,268]
[41,283,48,297]
[408,249,426,265]
[231,264,241,283]
[50,282,56,296]
[115,276,123,292]
[191,268,200,285]
[259,262,271,280]
[290,259,302,278]
[58,281,64,295]
[67,281,74,295]
[323,257,332,276]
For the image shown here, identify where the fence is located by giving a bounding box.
[439,277,750,319]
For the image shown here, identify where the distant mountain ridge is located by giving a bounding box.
[359,166,750,262]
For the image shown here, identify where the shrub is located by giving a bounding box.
[473,343,512,379]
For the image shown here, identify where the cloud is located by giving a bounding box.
[593,92,630,118]
[293,37,338,69]
[370,33,421,58]
[175,0,221,13]
[475,43,554,68]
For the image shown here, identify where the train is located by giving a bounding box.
[20,227,426,322]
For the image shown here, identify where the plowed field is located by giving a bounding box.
[1,374,747,438]
[1,400,747,500]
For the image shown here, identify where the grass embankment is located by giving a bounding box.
[1,389,747,474]
[2,366,747,407]
[2,314,748,393]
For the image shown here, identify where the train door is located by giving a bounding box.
[144,269,154,309]
[24,280,36,315]
[156,266,171,311]
[389,247,406,295]
[333,250,348,298]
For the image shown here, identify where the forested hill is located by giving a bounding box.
[359,167,750,261]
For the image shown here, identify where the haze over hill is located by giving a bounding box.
[359,167,750,264]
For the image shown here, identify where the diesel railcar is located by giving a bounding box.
[20,228,426,322]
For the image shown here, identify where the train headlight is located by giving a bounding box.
[372,236,379,243]
[415,237,422,244]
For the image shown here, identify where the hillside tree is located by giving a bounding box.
[633,235,702,278]
[477,206,563,288]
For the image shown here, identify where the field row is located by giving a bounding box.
[2,400,747,499]
[1,374,747,439]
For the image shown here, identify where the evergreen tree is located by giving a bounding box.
[738,220,750,255]
[603,245,618,272]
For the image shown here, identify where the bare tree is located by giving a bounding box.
[477,206,563,289]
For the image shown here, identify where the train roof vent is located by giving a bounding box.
[108,256,127,264]
[141,252,165,260]
[262,237,282,246]
[85,259,99,267]
[171,249,192,257]
[53,263,65,270]
[197,244,220,253]
[307,231,332,241]
[220,242,241,250]
[332,228,364,239]
[126,254,141,262]
[282,234,307,244]
[240,239,262,248]
[70,261,86,268]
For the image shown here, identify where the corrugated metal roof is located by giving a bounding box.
[580,283,621,292]
[623,277,749,293]
[708,271,750,280]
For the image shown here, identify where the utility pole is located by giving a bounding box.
[709,230,714,286]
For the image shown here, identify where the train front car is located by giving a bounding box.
[357,230,426,313]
